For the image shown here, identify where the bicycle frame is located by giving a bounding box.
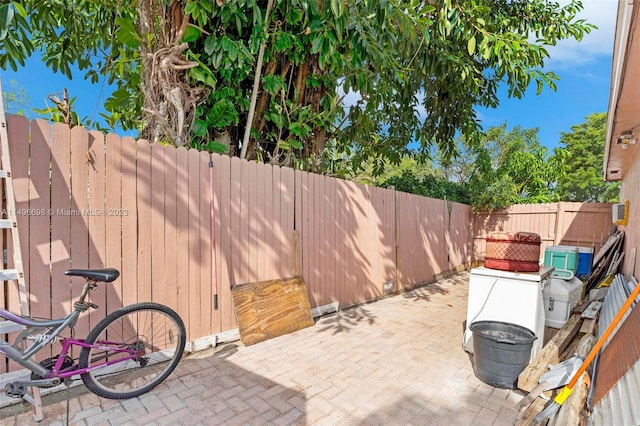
[0,309,76,377]
[0,280,143,384]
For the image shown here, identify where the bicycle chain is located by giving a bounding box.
[30,355,75,386]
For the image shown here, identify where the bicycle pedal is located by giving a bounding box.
[5,382,27,398]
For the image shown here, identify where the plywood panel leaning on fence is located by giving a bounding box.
[232,276,314,346]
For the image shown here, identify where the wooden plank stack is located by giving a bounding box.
[515,229,632,424]
[516,310,599,425]
[585,230,625,294]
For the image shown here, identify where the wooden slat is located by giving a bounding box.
[338,179,348,301]
[188,148,201,340]
[274,165,286,281]
[293,170,302,278]
[298,170,308,302]
[346,179,355,302]
[364,185,375,298]
[120,137,138,307]
[518,315,583,392]
[310,172,319,304]
[232,276,314,346]
[218,155,235,331]
[282,166,294,278]
[69,126,90,338]
[396,192,409,289]
[580,318,597,335]
[105,133,123,315]
[311,171,318,303]
[162,146,178,315]
[236,158,248,285]
[515,395,548,426]
[319,174,328,304]
[264,163,277,280]
[87,130,107,330]
[362,185,374,300]
[175,147,190,336]
[305,171,316,305]
[210,154,222,334]
[247,160,258,283]
[272,165,283,277]
[320,174,329,303]
[329,174,339,300]
[6,115,29,319]
[256,162,267,280]
[50,123,72,322]
[199,151,211,337]
[28,120,52,360]
[136,140,152,305]
[342,179,355,304]
[228,157,240,290]
[150,143,166,307]
[303,171,312,303]
[354,181,365,303]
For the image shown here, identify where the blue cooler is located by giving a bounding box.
[576,247,594,280]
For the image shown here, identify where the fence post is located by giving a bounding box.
[554,202,562,246]
[444,196,450,271]
[392,186,399,291]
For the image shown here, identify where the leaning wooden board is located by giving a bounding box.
[232,276,315,346]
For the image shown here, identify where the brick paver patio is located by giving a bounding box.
[3,272,525,425]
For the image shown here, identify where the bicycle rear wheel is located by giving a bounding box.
[79,302,186,399]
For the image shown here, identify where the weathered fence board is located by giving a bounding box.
[105,133,123,317]
[473,202,613,260]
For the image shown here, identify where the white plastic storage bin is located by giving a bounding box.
[543,277,583,328]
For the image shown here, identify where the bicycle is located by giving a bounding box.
[0,268,186,400]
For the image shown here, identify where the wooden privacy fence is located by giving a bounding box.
[1,117,472,372]
[0,118,614,373]
[472,202,614,259]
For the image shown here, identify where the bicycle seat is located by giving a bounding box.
[64,268,120,282]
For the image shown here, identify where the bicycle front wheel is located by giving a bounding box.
[79,302,186,399]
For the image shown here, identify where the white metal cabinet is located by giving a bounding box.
[463,266,553,360]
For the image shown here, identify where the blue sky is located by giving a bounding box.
[0,1,618,151]
[477,0,617,151]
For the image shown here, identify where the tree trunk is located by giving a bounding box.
[240,0,275,159]
[302,55,327,171]
[247,59,292,160]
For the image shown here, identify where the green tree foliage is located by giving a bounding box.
[184,0,594,170]
[349,124,561,209]
[554,112,619,202]
[0,0,595,173]
[1,79,31,117]
[455,124,563,211]
[353,156,470,204]
[0,0,183,138]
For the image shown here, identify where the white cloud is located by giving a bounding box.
[543,0,617,67]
